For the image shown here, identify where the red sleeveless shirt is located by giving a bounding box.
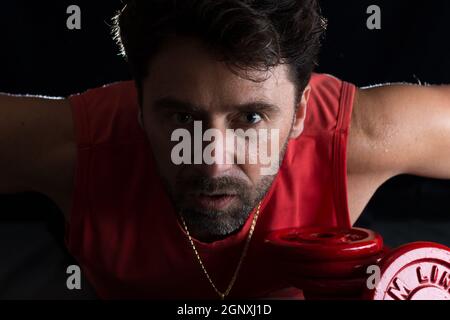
[66,73,356,299]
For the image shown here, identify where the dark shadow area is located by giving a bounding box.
[0,194,97,299]
[355,176,450,247]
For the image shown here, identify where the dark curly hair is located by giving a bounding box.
[113,0,327,105]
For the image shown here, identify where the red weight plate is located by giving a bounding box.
[365,242,450,300]
[265,227,383,261]
[278,248,387,279]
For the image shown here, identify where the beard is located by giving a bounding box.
[176,174,275,242]
[159,138,290,242]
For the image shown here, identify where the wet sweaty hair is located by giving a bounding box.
[112,0,327,105]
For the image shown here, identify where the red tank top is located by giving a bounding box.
[66,73,356,299]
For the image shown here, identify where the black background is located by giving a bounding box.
[0,0,449,299]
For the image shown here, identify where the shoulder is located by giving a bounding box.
[303,73,356,136]
[348,84,415,177]
[68,81,145,146]
[309,73,348,101]
[349,83,450,177]
[347,87,386,176]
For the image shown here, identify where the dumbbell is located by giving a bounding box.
[365,242,450,300]
[264,227,450,300]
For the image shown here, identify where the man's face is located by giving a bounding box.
[141,37,309,242]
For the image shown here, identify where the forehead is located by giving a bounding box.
[142,37,296,107]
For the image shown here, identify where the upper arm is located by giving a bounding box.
[0,94,75,198]
[349,84,450,180]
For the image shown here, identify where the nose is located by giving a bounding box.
[195,118,236,178]
[196,161,234,179]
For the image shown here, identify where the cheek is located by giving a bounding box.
[145,130,171,160]
[144,114,174,150]
[279,110,296,134]
[239,164,262,185]
[143,120,180,176]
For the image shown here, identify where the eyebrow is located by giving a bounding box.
[153,97,281,113]
[154,97,203,113]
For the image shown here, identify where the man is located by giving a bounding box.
[0,0,449,299]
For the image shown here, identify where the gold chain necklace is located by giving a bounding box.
[180,202,262,300]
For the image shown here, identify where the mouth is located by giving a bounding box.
[190,193,238,210]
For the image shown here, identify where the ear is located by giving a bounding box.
[138,109,144,129]
[289,85,311,139]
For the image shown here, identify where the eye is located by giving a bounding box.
[173,113,194,125]
[241,112,263,125]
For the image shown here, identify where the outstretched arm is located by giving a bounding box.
[346,83,450,223]
[0,94,75,206]
[350,84,450,180]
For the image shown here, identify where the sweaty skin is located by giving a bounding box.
[1,38,450,238]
